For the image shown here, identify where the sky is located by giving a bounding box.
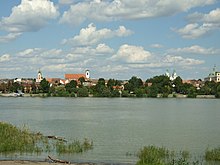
[0,0,220,80]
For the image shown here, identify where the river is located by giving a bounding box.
[0,97,220,164]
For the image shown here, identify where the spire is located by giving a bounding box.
[165,69,170,77]
[213,64,216,72]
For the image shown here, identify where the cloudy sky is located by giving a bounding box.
[0,0,219,80]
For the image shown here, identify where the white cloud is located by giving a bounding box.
[175,8,220,39]
[17,48,63,59]
[62,23,132,46]
[0,0,59,33]
[18,48,42,57]
[0,54,11,62]
[0,0,59,42]
[174,23,214,39]
[95,43,114,54]
[100,64,129,73]
[187,8,220,23]
[168,45,219,55]
[163,55,204,66]
[42,64,67,71]
[111,44,152,63]
[0,33,22,43]
[60,0,216,26]
[66,43,114,62]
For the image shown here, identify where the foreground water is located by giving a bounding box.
[0,97,220,164]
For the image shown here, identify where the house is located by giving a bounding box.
[183,79,203,89]
[204,66,220,83]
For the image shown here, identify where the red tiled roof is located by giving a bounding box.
[65,74,86,80]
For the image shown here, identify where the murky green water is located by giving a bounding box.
[0,97,220,164]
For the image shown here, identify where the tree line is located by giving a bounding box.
[1,75,220,98]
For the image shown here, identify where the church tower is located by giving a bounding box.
[36,70,43,83]
[85,69,90,79]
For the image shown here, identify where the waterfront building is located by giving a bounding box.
[204,66,220,83]
[46,78,69,86]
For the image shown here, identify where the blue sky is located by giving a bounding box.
[0,0,220,80]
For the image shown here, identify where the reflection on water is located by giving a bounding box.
[0,97,220,163]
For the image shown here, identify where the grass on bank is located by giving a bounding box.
[205,147,220,161]
[136,145,220,165]
[0,122,93,155]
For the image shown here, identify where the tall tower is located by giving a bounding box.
[36,70,43,83]
[85,69,90,79]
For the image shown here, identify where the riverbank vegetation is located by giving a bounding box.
[1,75,220,98]
[136,145,220,165]
[0,122,93,155]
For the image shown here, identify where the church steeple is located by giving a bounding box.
[36,69,43,83]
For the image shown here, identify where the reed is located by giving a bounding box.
[205,147,220,161]
[0,122,93,155]
[55,138,93,154]
[0,122,46,154]
[136,145,169,165]
[136,146,203,165]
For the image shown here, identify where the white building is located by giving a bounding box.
[204,66,220,82]
[36,70,43,83]
[165,69,177,81]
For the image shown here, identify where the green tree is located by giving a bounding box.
[65,80,77,93]
[187,86,197,98]
[162,85,171,97]
[54,86,69,97]
[146,75,171,94]
[78,77,85,86]
[215,84,220,98]
[107,79,122,89]
[135,88,145,97]
[40,78,50,93]
[94,78,113,96]
[100,87,111,97]
[121,90,129,97]
[198,85,212,95]
[124,82,133,92]
[9,82,22,93]
[203,81,217,95]
[97,78,105,86]
[77,87,89,97]
[111,89,120,97]
[124,76,143,93]
[147,85,158,98]
[173,76,183,93]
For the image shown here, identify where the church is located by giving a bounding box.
[65,70,90,81]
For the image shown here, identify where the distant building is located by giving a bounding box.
[65,70,90,80]
[46,78,69,86]
[165,69,177,81]
[65,70,91,86]
[183,79,203,90]
[36,70,43,83]
[204,66,220,83]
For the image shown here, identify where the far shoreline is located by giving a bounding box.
[0,93,217,99]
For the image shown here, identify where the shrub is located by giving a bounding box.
[205,147,220,161]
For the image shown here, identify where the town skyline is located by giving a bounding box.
[0,0,220,80]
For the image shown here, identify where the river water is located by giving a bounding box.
[0,97,220,164]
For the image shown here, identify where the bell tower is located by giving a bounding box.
[36,70,43,83]
[85,69,90,79]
